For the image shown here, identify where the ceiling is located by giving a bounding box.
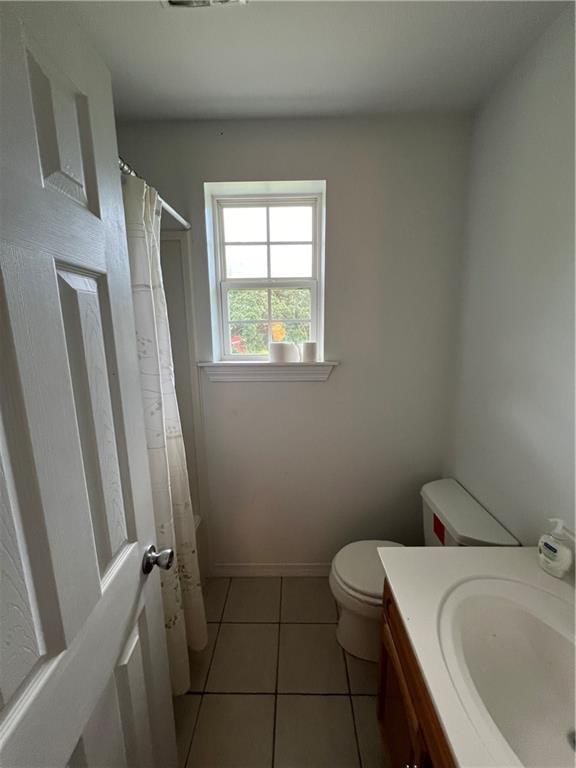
[70,1,566,120]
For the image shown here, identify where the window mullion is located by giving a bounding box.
[221,279,315,288]
[265,206,271,278]
[220,283,230,356]
[221,279,275,290]
[267,287,272,350]
[266,207,272,351]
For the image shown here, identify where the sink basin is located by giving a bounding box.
[439,577,575,767]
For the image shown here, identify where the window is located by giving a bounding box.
[205,183,325,363]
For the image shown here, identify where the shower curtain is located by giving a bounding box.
[123,175,207,695]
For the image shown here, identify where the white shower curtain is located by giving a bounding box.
[123,175,207,695]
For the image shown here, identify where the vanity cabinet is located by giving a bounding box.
[378,583,456,768]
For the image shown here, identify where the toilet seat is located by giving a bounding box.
[331,539,403,601]
[329,539,404,661]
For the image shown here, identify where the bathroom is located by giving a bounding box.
[0,2,573,767]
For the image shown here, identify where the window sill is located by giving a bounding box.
[198,361,339,382]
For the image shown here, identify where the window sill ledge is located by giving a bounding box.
[198,361,339,382]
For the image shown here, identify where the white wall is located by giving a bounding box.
[446,10,575,545]
[118,116,471,573]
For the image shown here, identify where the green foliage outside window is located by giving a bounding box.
[228,289,312,355]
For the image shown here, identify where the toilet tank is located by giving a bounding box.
[421,479,519,547]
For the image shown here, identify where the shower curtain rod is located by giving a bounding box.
[118,157,192,231]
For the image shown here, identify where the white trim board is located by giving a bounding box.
[209,562,331,578]
[198,361,338,382]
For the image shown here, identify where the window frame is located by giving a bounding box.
[212,192,324,361]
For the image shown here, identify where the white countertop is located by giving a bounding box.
[377,546,574,767]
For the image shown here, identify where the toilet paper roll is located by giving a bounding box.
[301,341,317,363]
[270,342,299,363]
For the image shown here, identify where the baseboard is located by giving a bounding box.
[210,562,331,578]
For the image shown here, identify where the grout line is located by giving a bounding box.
[198,627,220,693]
[219,620,338,625]
[348,694,363,768]
[276,578,283,692]
[217,619,338,627]
[219,576,234,622]
[200,691,358,696]
[343,648,363,768]
[201,578,233,693]
[342,648,351,697]
[183,693,203,768]
[271,576,283,768]
[183,580,235,762]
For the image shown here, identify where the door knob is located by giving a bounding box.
[142,544,175,575]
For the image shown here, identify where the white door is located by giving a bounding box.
[0,4,178,767]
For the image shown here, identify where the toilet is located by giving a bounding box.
[329,478,518,661]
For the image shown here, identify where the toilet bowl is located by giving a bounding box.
[329,479,519,662]
[329,540,403,661]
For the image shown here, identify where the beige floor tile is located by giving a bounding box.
[278,624,348,693]
[345,653,378,695]
[281,577,338,623]
[173,694,201,767]
[206,623,278,693]
[352,696,389,768]
[275,695,360,768]
[188,623,218,692]
[222,577,281,622]
[187,694,274,768]
[203,578,230,622]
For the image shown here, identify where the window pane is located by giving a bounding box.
[225,245,267,278]
[269,206,313,242]
[222,207,266,242]
[271,289,311,320]
[228,289,268,322]
[229,323,268,355]
[271,322,311,345]
[270,245,313,278]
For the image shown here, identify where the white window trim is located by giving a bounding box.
[198,360,338,382]
[203,181,337,381]
[215,194,321,361]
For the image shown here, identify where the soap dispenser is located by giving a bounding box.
[538,518,573,579]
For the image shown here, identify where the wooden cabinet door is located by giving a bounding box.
[378,584,457,768]
[379,622,428,767]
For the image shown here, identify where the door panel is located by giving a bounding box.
[57,270,128,574]
[80,678,128,768]
[116,619,155,768]
[0,408,44,708]
[0,4,177,766]
[26,47,97,212]
[2,246,100,648]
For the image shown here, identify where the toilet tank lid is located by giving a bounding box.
[421,479,519,546]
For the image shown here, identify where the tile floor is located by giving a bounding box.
[173,577,387,768]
